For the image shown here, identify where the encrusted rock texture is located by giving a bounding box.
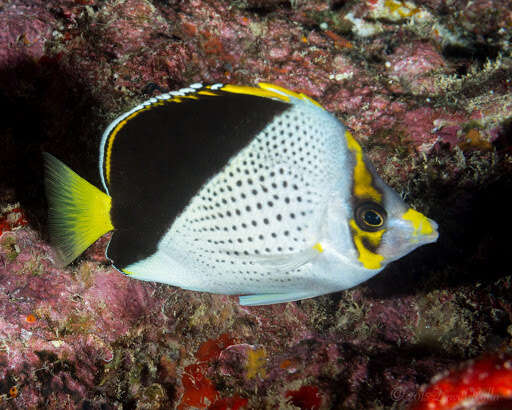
[1,0,511,408]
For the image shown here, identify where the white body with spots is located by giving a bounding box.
[122,85,438,305]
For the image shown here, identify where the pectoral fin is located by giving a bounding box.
[241,243,323,273]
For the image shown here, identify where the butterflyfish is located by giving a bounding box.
[44,83,438,306]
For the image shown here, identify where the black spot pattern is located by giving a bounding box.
[165,99,347,289]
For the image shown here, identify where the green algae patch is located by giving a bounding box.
[1,235,19,262]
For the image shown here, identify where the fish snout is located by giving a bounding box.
[402,208,439,245]
[424,218,439,243]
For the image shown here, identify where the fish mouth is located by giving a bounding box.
[377,212,439,265]
[401,208,439,245]
[408,217,439,245]
[424,218,439,243]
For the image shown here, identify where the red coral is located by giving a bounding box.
[178,363,219,409]
[410,353,512,410]
[208,395,248,410]
[178,335,243,409]
[285,385,322,410]
[196,334,236,362]
[0,207,28,236]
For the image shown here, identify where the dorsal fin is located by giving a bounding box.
[100,87,292,269]
[98,83,325,192]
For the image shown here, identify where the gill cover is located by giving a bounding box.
[344,130,438,270]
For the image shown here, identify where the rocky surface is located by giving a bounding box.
[1,0,511,408]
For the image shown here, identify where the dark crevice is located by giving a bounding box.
[442,42,501,67]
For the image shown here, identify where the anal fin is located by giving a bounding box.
[239,291,319,306]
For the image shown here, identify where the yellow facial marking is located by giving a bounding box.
[313,242,324,253]
[402,208,434,236]
[122,269,134,275]
[349,219,385,269]
[345,131,382,202]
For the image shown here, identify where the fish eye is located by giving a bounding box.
[364,210,382,226]
[355,202,386,232]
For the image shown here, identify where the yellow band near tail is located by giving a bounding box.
[43,153,114,265]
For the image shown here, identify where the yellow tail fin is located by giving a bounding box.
[43,153,114,265]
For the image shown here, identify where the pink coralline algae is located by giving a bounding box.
[0,4,55,65]
[1,0,512,408]
[0,227,170,407]
[386,42,450,96]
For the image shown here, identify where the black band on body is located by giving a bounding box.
[105,92,289,268]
